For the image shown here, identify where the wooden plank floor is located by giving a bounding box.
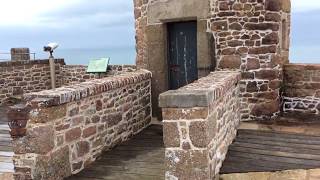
[221,129,320,174]
[0,106,14,174]
[67,125,164,180]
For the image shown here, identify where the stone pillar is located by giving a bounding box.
[11,48,31,61]
[159,71,241,180]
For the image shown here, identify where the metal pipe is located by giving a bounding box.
[49,53,56,89]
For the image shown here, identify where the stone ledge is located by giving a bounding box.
[0,59,65,67]
[159,90,213,108]
[159,71,241,108]
[24,69,152,107]
[284,63,320,71]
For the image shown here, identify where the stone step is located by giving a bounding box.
[0,156,13,163]
[0,125,9,131]
[0,134,11,138]
[0,162,14,172]
[0,152,14,157]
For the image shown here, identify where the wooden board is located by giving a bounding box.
[0,106,13,173]
[221,129,320,174]
[66,125,164,180]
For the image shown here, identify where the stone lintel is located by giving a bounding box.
[159,90,213,108]
[147,0,209,24]
[159,71,241,108]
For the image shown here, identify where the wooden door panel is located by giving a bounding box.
[168,21,198,90]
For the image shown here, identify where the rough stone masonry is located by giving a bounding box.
[160,71,241,179]
[283,64,320,118]
[8,69,152,180]
[134,0,291,121]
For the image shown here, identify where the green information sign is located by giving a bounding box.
[86,58,110,73]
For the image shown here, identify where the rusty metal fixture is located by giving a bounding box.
[7,104,30,138]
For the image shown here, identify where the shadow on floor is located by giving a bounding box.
[66,125,164,180]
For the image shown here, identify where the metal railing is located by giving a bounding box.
[0,52,36,61]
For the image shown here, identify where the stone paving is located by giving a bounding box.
[0,106,14,177]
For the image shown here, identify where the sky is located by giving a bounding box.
[0,0,319,64]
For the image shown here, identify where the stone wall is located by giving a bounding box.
[0,59,136,104]
[283,64,320,118]
[0,59,65,104]
[134,0,292,121]
[59,65,137,86]
[211,0,291,121]
[159,71,241,180]
[8,70,152,180]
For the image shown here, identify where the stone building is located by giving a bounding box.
[2,0,320,180]
[134,0,291,121]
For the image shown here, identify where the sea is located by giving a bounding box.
[1,46,319,65]
[289,46,320,64]
[34,47,136,65]
[46,46,320,65]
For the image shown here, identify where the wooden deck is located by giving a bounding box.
[67,125,164,180]
[0,106,14,174]
[66,116,320,179]
[221,129,320,174]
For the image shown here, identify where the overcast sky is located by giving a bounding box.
[0,0,319,63]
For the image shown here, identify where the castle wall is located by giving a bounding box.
[8,70,152,180]
[211,0,291,121]
[159,71,241,179]
[134,0,291,121]
[59,65,137,86]
[0,59,65,104]
[283,64,320,118]
[0,59,136,104]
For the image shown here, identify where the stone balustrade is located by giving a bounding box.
[8,69,152,180]
[159,71,241,180]
[283,63,320,118]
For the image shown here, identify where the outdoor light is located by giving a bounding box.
[44,42,59,89]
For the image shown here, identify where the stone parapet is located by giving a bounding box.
[59,65,137,86]
[8,69,152,180]
[0,59,66,104]
[159,71,241,180]
[0,59,136,105]
[25,70,151,106]
[283,63,320,117]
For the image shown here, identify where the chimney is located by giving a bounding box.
[11,48,30,61]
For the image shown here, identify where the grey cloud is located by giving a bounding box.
[39,0,134,29]
[0,1,136,51]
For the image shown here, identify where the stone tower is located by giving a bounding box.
[134,0,291,121]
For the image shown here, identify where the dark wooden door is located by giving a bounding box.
[168,21,198,90]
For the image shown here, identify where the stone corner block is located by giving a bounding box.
[163,122,180,148]
[13,124,55,155]
[165,149,210,180]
